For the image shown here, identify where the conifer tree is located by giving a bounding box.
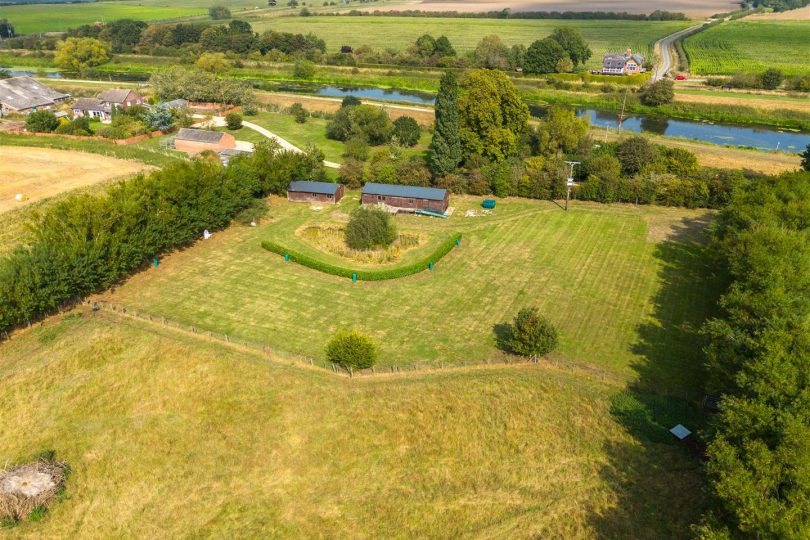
[428,71,462,177]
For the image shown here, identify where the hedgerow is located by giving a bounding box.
[0,143,324,335]
[261,233,462,281]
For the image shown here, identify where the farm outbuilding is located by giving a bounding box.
[0,76,69,116]
[361,183,449,213]
[173,128,236,155]
[287,181,345,204]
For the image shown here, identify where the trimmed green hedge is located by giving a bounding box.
[261,233,462,281]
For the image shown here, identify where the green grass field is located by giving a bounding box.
[102,194,717,389]
[0,309,705,538]
[0,2,205,34]
[253,17,692,70]
[683,20,810,75]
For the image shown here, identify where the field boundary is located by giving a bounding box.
[87,300,611,381]
[2,129,168,146]
[261,232,462,281]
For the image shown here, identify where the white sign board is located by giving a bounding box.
[567,179,574,187]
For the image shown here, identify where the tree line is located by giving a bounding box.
[696,170,810,538]
[0,143,324,336]
[336,9,688,20]
[322,68,741,208]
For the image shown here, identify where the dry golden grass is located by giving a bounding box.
[0,461,69,523]
[0,312,706,538]
[0,147,150,214]
[298,224,424,264]
[743,5,810,19]
[674,91,810,114]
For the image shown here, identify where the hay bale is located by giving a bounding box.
[0,460,68,521]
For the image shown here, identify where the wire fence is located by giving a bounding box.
[88,300,570,380]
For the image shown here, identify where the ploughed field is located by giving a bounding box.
[103,194,717,387]
[683,19,810,76]
[255,17,693,71]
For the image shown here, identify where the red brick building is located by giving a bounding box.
[173,128,236,155]
[287,181,345,204]
[361,183,449,213]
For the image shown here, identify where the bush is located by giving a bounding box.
[640,78,674,106]
[289,102,307,124]
[760,68,783,90]
[209,5,231,19]
[343,135,369,161]
[338,158,365,188]
[293,59,316,80]
[341,95,362,108]
[225,112,243,130]
[391,116,420,147]
[54,116,92,136]
[502,307,558,357]
[25,110,58,133]
[260,233,461,281]
[617,136,657,175]
[326,329,377,370]
[345,207,397,250]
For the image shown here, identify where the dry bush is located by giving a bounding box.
[298,225,423,264]
[0,460,69,522]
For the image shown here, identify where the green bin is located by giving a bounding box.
[482,199,496,209]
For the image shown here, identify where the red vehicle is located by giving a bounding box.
[675,74,688,81]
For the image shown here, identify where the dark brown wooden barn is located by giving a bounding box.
[361,183,449,213]
[287,181,345,204]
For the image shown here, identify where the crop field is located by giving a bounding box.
[101,195,717,388]
[0,146,149,214]
[683,20,810,75]
[0,311,705,538]
[0,2,205,34]
[255,17,693,70]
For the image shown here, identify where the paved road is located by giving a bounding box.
[653,23,706,81]
[192,115,340,169]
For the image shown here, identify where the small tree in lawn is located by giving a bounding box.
[391,116,420,147]
[640,79,674,106]
[505,307,558,357]
[326,329,378,371]
[225,112,242,130]
[289,102,307,124]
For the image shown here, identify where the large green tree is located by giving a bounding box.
[523,37,567,75]
[428,71,462,177]
[54,37,110,72]
[550,27,592,67]
[472,35,510,70]
[458,69,530,163]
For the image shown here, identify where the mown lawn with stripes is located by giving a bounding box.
[105,194,716,385]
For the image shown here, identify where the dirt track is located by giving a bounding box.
[0,147,150,213]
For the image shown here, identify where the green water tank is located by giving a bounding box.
[482,199,496,209]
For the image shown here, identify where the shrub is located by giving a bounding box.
[326,329,378,370]
[391,116,420,147]
[54,116,92,136]
[289,102,307,124]
[617,135,657,175]
[225,112,243,130]
[293,59,315,80]
[640,78,674,106]
[208,5,231,19]
[343,135,369,161]
[338,158,365,188]
[341,95,362,108]
[760,68,783,90]
[345,207,397,250]
[503,307,558,357]
[25,110,58,133]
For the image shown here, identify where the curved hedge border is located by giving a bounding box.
[261,233,462,281]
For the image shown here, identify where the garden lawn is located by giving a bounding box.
[0,2,205,34]
[0,311,705,538]
[253,17,693,71]
[103,195,718,390]
[683,20,810,76]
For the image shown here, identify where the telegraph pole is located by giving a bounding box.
[564,161,580,211]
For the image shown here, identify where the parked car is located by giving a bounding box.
[675,74,688,81]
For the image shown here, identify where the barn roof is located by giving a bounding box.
[98,89,136,103]
[362,182,447,201]
[0,76,68,111]
[176,128,226,144]
[288,180,340,195]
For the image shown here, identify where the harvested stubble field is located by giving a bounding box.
[683,20,810,76]
[0,146,150,214]
[102,194,718,388]
[0,311,705,538]
[255,17,693,70]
